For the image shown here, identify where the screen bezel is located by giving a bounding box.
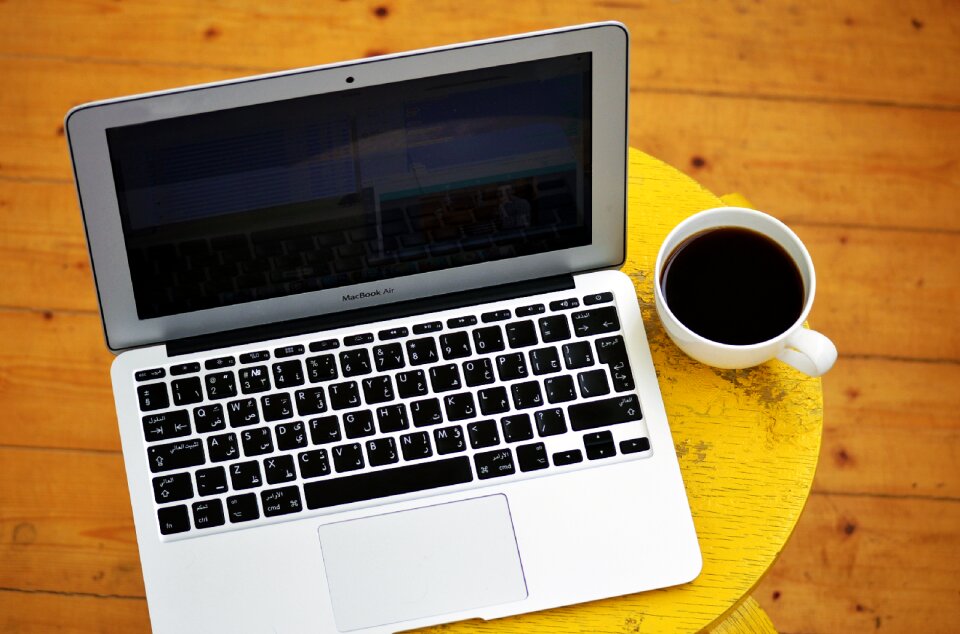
[66,22,628,352]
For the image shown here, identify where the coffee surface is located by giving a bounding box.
[661,227,804,345]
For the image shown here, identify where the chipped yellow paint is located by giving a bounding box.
[413,149,821,633]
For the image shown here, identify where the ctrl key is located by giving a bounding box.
[192,499,225,529]
[157,505,190,535]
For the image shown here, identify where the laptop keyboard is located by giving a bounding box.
[135,290,653,538]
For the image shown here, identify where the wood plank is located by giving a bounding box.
[0,590,149,633]
[814,357,960,499]
[755,493,960,634]
[0,0,957,106]
[0,447,144,598]
[3,57,958,232]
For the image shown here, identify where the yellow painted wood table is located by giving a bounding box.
[417,149,823,633]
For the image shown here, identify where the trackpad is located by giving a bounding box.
[318,495,527,632]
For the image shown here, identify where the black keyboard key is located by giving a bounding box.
[481,309,511,322]
[578,369,611,398]
[193,404,226,433]
[206,433,239,462]
[410,398,443,427]
[274,344,305,358]
[170,362,201,376]
[538,315,571,343]
[239,350,270,364]
[396,370,428,398]
[205,372,237,400]
[549,298,579,311]
[158,505,191,535]
[343,410,376,438]
[429,364,462,393]
[261,393,293,421]
[462,358,495,387]
[496,352,528,381]
[137,382,169,411]
[275,421,308,451]
[515,304,545,317]
[501,414,534,443]
[412,321,443,334]
[476,386,508,416]
[205,356,236,370]
[373,343,405,371]
[562,341,595,369]
[596,335,636,392]
[261,486,303,517]
[304,456,473,509]
[474,448,515,480]
[571,306,620,337]
[329,381,362,410]
[529,347,562,375]
[400,431,433,461]
[467,419,500,449]
[361,376,394,404]
[227,398,260,427]
[443,392,477,421]
[227,493,260,523]
[192,499,225,529]
[544,375,577,404]
[472,325,505,354]
[309,338,340,352]
[195,466,228,496]
[584,430,617,460]
[238,365,271,394]
[298,449,331,479]
[142,410,191,442]
[306,354,338,383]
[366,437,399,467]
[344,333,374,346]
[510,381,544,410]
[294,387,327,416]
[553,449,583,466]
[340,349,372,377]
[620,438,651,454]
[516,442,548,472]
[406,337,439,365]
[136,367,165,382]
[505,320,538,348]
[147,439,204,473]
[439,331,472,360]
[569,395,643,431]
[378,327,408,340]
[583,292,614,306]
[241,426,274,457]
[230,460,263,489]
[376,404,409,433]
[152,472,193,504]
[332,443,365,472]
[264,454,297,484]
[434,425,466,455]
[535,408,567,437]
[308,416,341,445]
[272,360,305,388]
[446,316,478,329]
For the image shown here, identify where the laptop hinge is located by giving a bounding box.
[166,274,576,357]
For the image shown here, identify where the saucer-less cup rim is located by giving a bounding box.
[654,207,837,376]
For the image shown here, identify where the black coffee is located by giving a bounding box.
[661,226,804,345]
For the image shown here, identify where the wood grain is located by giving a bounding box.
[0,0,956,106]
[0,591,149,633]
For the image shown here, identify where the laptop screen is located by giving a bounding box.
[106,53,592,320]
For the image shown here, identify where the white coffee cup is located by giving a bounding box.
[653,207,837,377]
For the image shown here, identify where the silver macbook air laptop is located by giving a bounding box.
[66,22,700,633]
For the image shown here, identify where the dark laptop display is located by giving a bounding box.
[106,53,593,319]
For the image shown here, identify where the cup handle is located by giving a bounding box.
[776,328,838,377]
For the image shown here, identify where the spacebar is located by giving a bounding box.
[304,457,474,509]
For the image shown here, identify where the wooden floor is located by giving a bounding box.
[1,1,957,632]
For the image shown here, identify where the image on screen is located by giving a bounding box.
[107,53,593,319]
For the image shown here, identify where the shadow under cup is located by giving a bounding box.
[653,207,836,376]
